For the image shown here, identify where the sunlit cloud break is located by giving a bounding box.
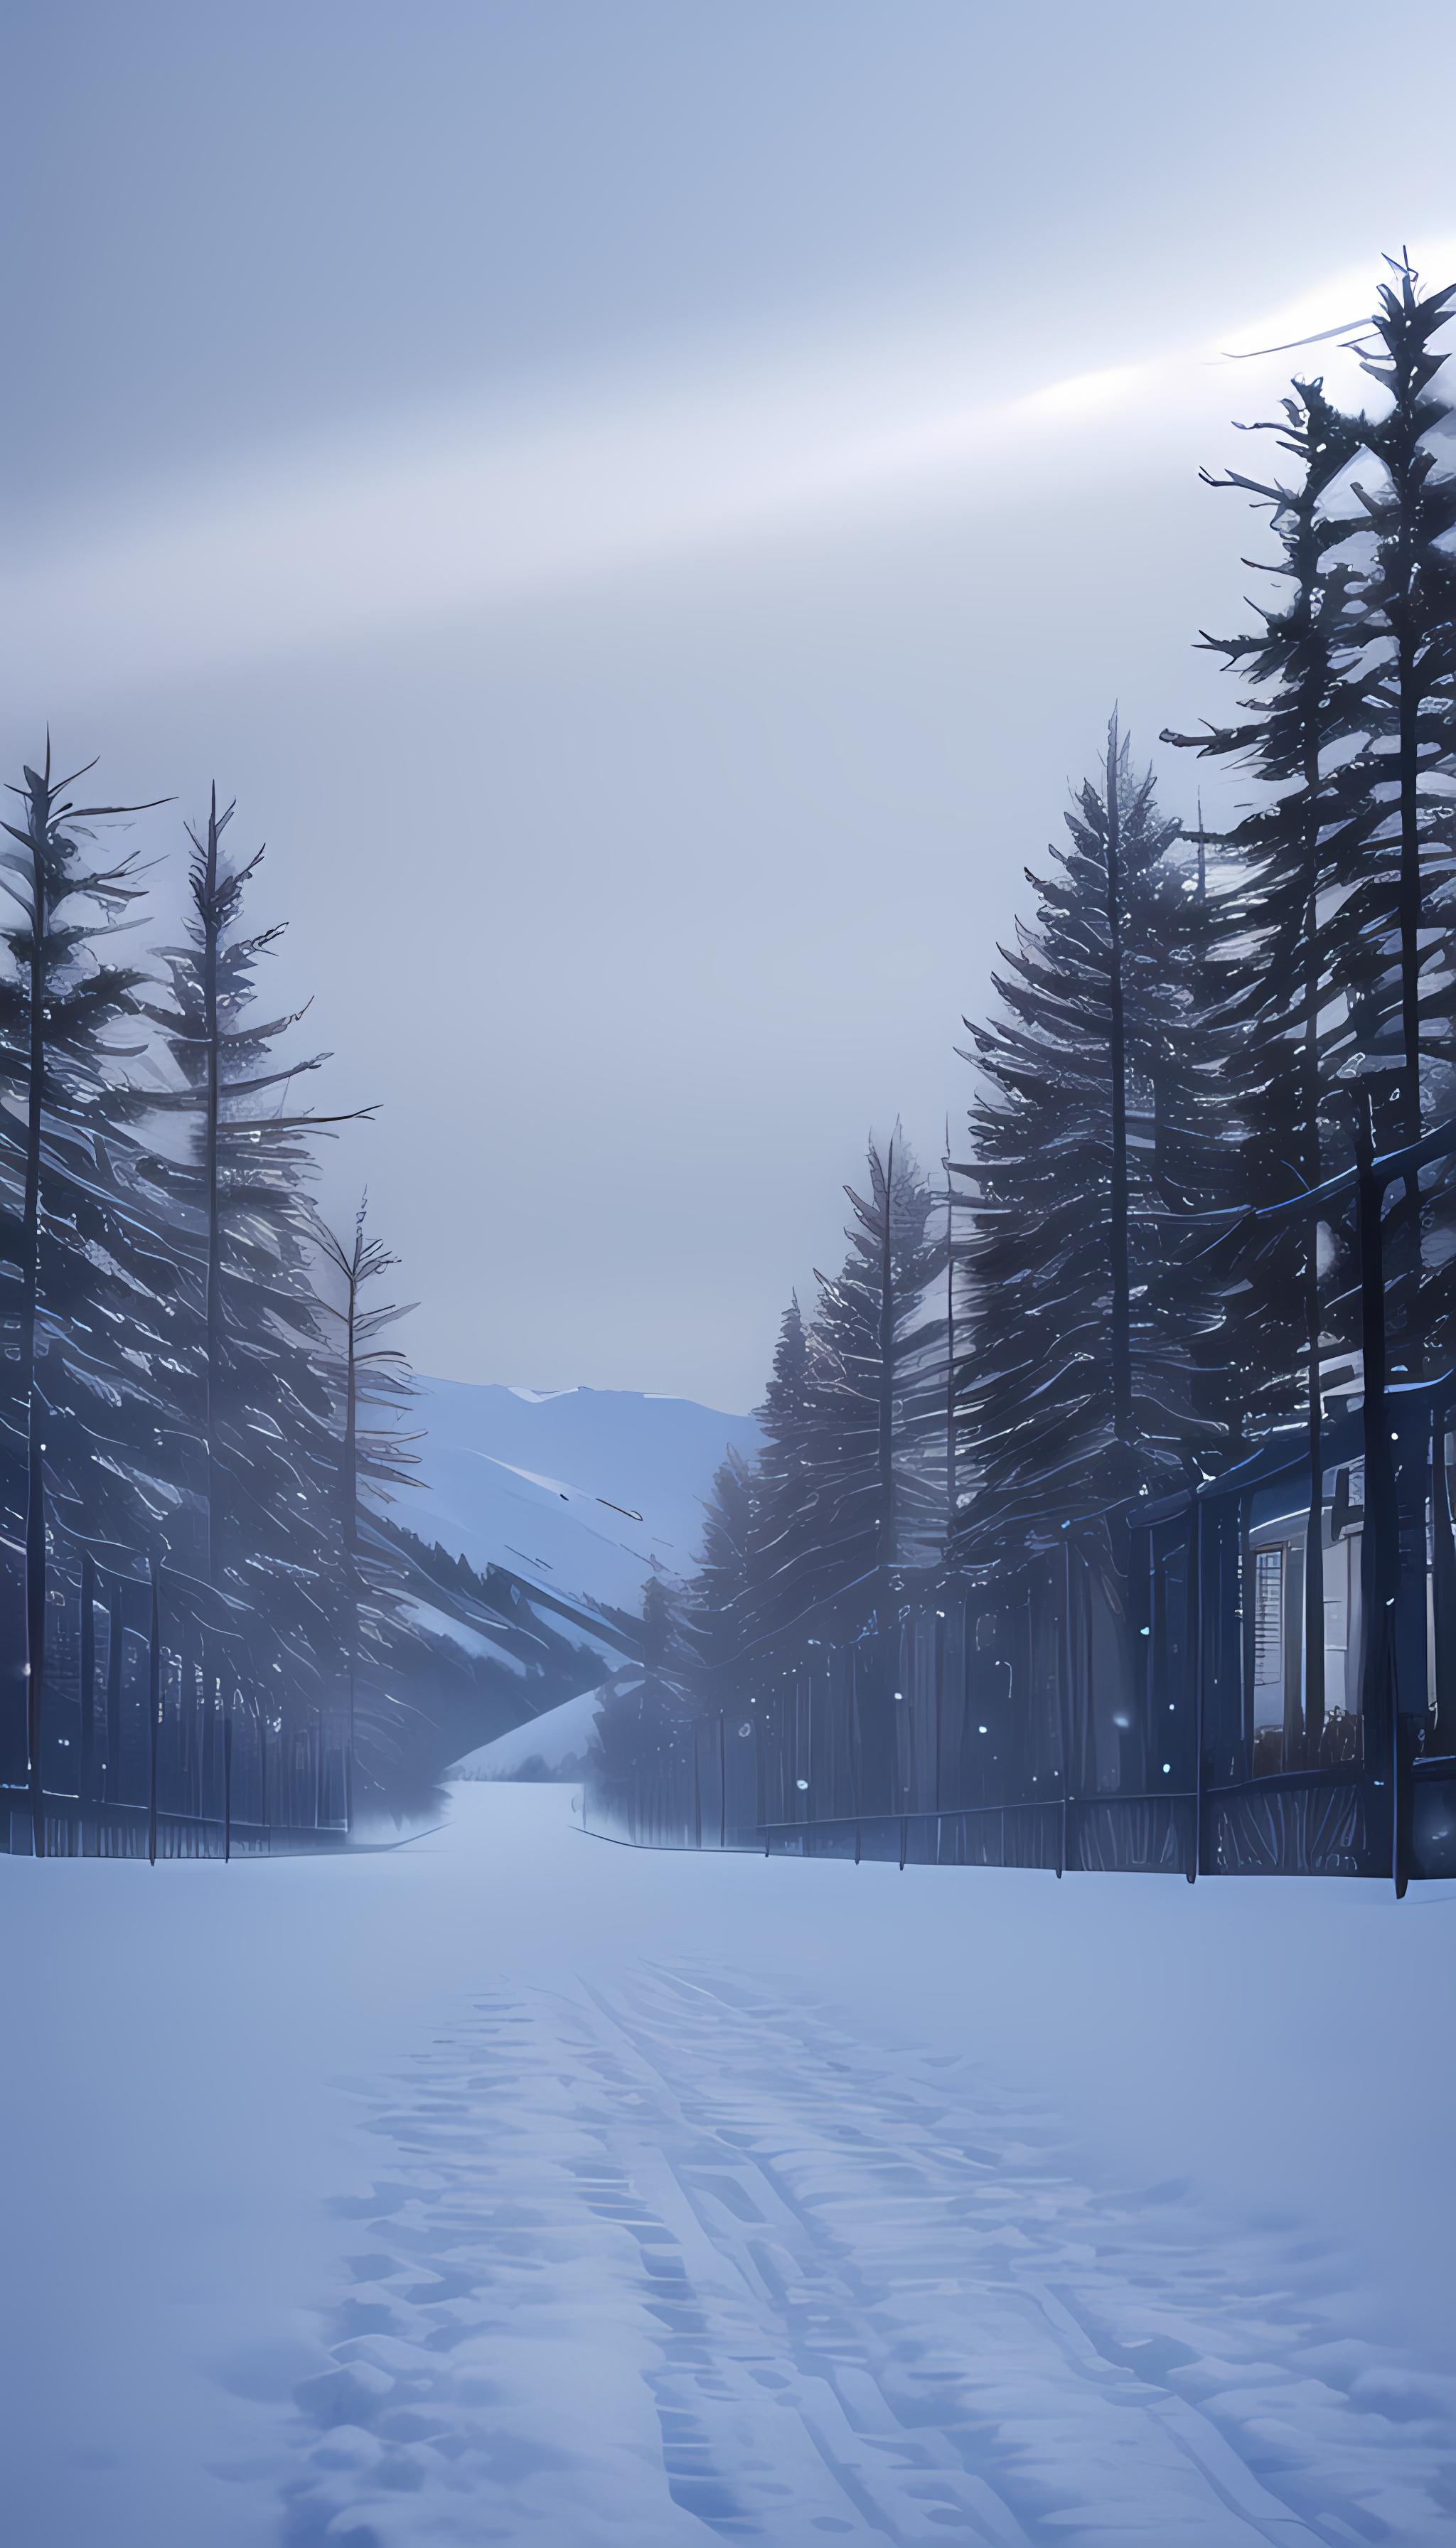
[8,242,1456,701]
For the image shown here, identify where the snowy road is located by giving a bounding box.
[276,1959,1450,2547]
[4,1787,1456,2546]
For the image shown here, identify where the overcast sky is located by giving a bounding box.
[7,2,1456,1410]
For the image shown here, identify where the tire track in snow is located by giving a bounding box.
[599,1964,1456,2546]
[582,1968,1314,2546]
[264,1965,1456,2546]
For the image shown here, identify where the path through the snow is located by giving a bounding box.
[4,1786,1455,2547]
[276,1954,1452,2547]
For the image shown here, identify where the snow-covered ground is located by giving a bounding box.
[4,1790,1455,2546]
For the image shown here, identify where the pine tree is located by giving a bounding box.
[804,1130,943,1600]
[1340,260,1456,1365]
[956,722,1214,1563]
[681,1445,754,1671]
[639,1565,678,1670]
[137,788,354,1736]
[0,744,170,1841]
[941,1143,965,1541]
[317,1194,418,1814]
[1165,263,1456,1747]
[1135,816,1257,1440]
[1165,376,1373,1743]
[744,1292,818,1639]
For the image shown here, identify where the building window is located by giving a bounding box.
[1254,1548,1284,1690]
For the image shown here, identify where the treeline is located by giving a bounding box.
[668,257,1456,1681]
[0,764,417,1826]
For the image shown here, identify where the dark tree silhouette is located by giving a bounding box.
[956,720,1215,1563]
[139,791,340,1583]
[681,1445,754,1671]
[744,1292,818,1639]
[136,788,369,1809]
[805,1130,943,1595]
[317,1194,419,1815]
[0,744,166,1846]
[1166,376,1372,1747]
[1342,262,1456,1363]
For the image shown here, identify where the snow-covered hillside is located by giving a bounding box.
[402,1379,761,1611]
[448,1680,628,1782]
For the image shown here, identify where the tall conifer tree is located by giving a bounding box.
[805,1130,942,1595]
[956,723,1214,1561]
[317,1195,418,1811]
[1342,262,1456,1364]
[1167,378,1372,1743]
[0,746,168,1839]
[745,1293,818,1638]
[139,790,350,1701]
[682,1445,754,1671]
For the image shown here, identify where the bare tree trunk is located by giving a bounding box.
[1396,628,1424,1360]
[1432,1410,1456,1752]
[1355,1107,1401,1887]
[21,801,48,1859]
[944,1152,957,1545]
[343,1259,358,1830]
[877,1137,896,1565]
[80,1551,96,1853]
[147,1556,161,1867]
[105,1575,124,1803]
[223,1696,233,1862]
[1103,719,1133,1456]
[1301,861,1325,1757]
[202,791,224,1580]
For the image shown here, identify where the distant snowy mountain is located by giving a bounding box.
[447,1679,630,1783]
[399,1379,761,1614]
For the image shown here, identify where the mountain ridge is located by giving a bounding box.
[395,1376,762,1617]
